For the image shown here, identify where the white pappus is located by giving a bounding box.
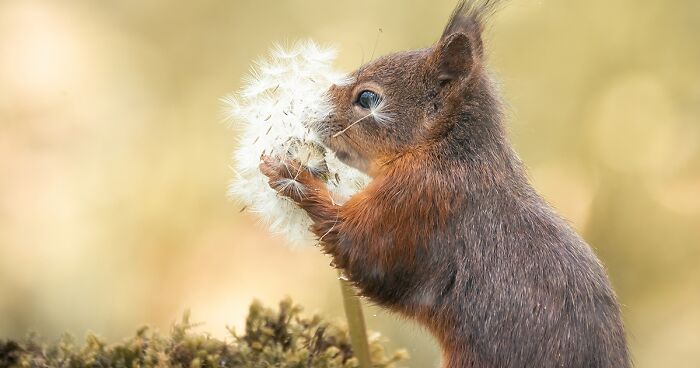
[225,40,371,246]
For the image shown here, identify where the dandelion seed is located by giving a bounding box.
[332,112,373,138]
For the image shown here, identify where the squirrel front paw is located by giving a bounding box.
[260,154,324,203]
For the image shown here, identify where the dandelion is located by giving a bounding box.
[225,40,370,246]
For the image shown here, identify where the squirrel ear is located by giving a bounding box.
[433,32,477,83]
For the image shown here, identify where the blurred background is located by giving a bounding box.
[0,0,698,366]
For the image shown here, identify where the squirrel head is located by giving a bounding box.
[314,1,502,175]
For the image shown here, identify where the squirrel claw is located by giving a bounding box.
[260,154,319,202]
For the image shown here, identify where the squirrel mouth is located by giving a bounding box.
[335,150,351,162]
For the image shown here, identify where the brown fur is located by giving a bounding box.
[260,1,630,367]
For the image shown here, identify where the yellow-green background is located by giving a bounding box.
[1,1,698,367]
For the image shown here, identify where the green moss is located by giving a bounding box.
[0,298,407,368]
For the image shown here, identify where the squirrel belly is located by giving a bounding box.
[260,1,630,367]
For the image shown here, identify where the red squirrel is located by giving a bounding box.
[260,1,630,367]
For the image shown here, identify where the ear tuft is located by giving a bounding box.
[435,33,475,83]
[442,0,499,39]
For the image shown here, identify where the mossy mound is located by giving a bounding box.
[0,298,407,368]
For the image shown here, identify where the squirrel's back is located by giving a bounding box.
[438,174,629,367]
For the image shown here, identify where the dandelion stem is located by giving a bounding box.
[332,113,372,138]
[338,271,372,368]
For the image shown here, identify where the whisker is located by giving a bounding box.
[370,28,383,61]
[356,45,365,80]
[343,132,362,148]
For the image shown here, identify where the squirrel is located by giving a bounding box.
[259,1,630,367]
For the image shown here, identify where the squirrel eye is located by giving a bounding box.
[356,90,381,109]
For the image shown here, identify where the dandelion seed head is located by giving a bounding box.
[226,40,370,246]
